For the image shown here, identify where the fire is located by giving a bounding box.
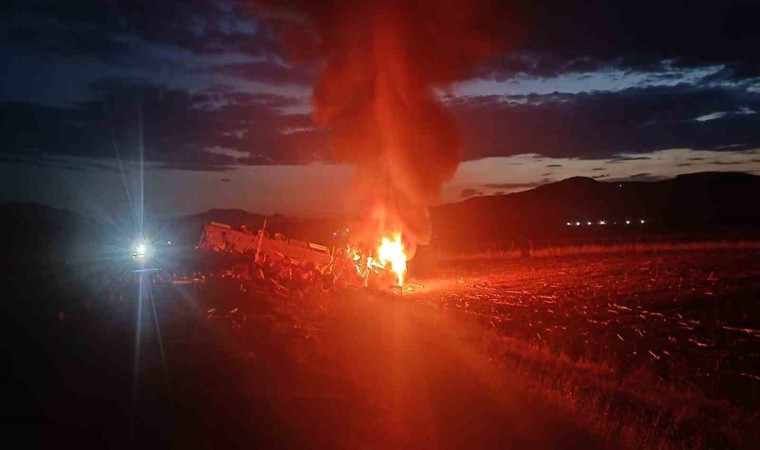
[260,0,518,289]
[376,233,407,286]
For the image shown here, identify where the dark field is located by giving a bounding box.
[6,246,759,448]
[418,248,760,406]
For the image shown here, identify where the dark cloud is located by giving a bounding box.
[212,61,317,86]
[2,1,759,171]
[592,167,605,171]
[450,84,760,160]
[610,173,668,182]
[0,1,284,60]
[0,153,125,173]
[461,188,484,198]
[607,156,652,163]
[6,80,757,169]
[3,0,759,94]
[546,164,562,167]
[478,1,760,82]
[483,181,541,190]
[2,17,131,60]
[0,79,330,170]
[6,1,759,85]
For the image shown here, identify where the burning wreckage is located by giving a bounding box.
[197,222,420,295]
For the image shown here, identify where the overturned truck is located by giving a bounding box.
[196,221,402,292]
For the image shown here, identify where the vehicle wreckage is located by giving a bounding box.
[196,221,421,294]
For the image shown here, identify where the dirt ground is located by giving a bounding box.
[6,247,759,448]
[413,248,760,407]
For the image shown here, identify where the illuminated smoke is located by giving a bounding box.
[259,0,516,256]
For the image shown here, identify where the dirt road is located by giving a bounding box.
[311,289,609,449]
[128,284,606,449]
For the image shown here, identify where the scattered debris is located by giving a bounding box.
[722,326,760,337]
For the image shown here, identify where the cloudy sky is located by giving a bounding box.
[2,0,759,220]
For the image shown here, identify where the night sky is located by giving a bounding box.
[2,0,759,219]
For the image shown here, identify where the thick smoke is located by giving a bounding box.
[259,0,514,255]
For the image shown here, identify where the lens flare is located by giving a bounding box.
[134,241,148,258]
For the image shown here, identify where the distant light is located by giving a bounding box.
[575,222,581,227]
[619,184,622,188]
[640,219,646,224]
[598,220,606,225]
[587,221,592,226]
[625,220,631,225]
[133,241,149,258]
[566,222,572,226]
[167,241,171,245]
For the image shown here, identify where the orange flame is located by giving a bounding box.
[376,233,407,286]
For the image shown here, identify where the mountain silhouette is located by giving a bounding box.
[430,172,759,250]
[2,172,757,262]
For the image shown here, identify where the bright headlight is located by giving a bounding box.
[134,242,149,258]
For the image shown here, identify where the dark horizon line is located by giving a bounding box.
[2,170,756,223]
